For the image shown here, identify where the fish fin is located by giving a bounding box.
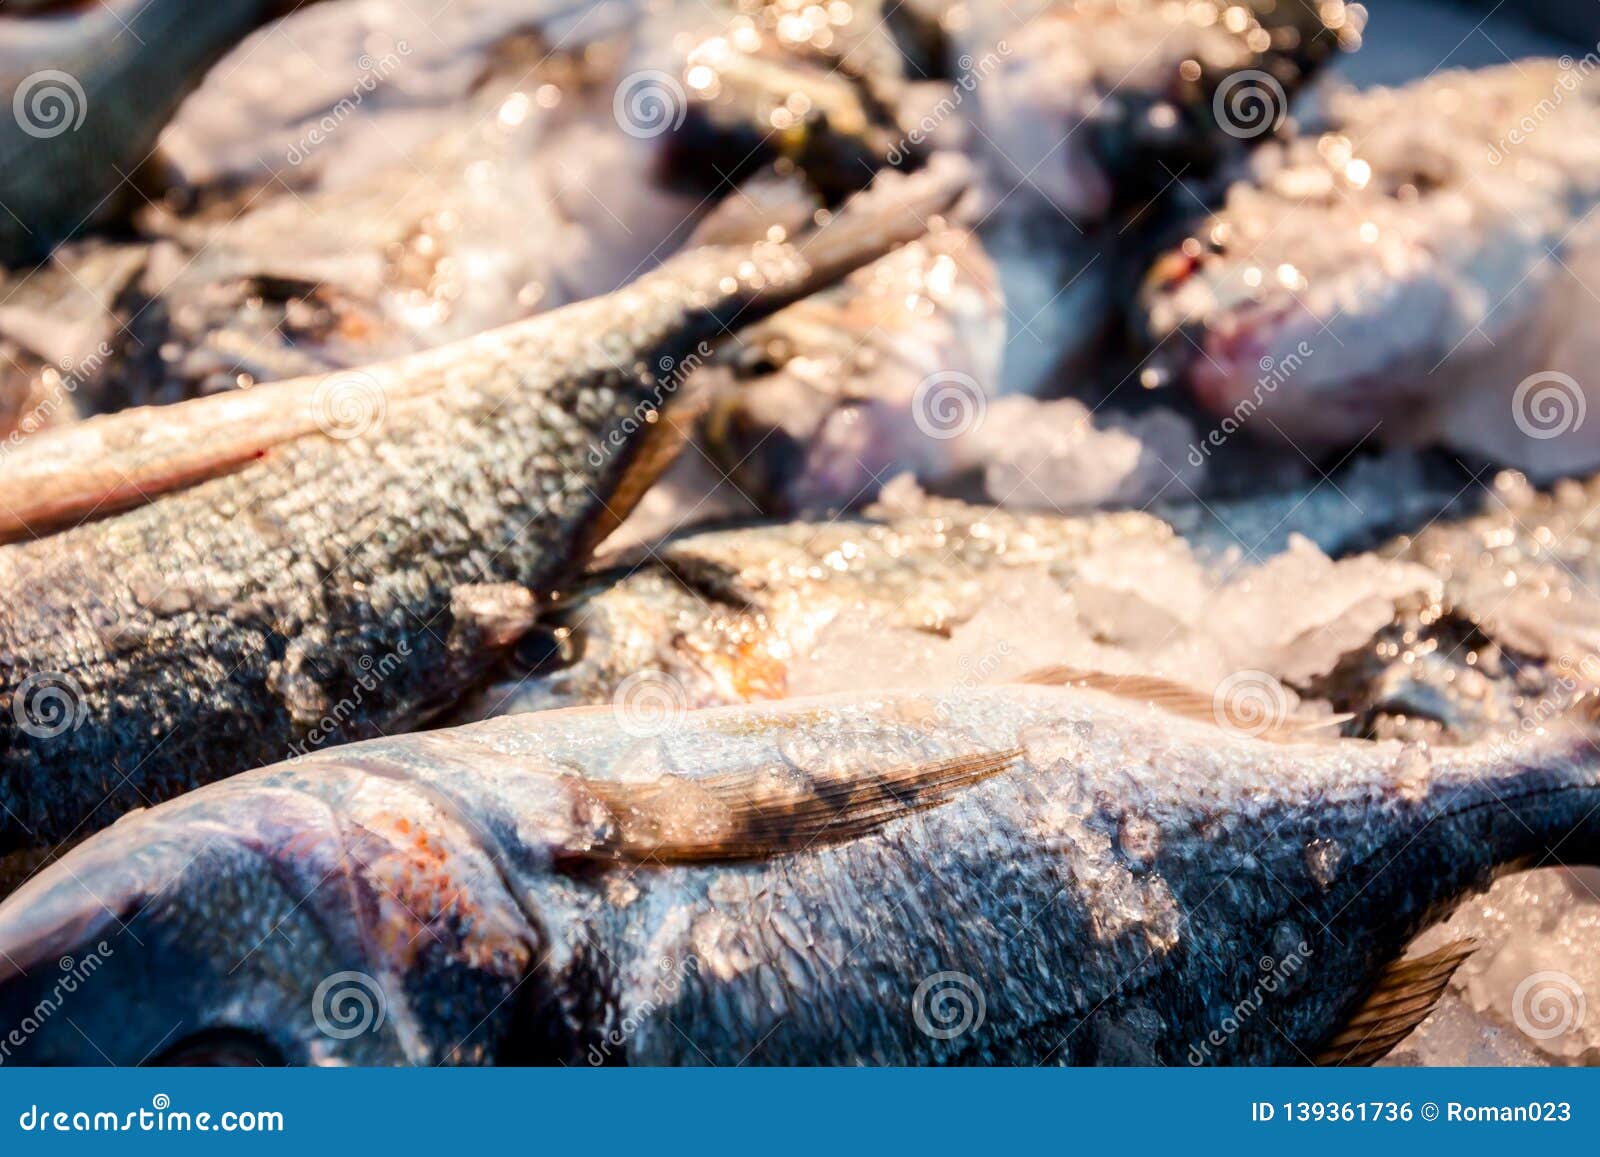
[576,392,707,564]
[570,746,1021,865]
[1314,938,1477,1066]
[1017,665,1282,742]
[1017,665,1346,744]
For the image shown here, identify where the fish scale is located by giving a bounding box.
[0,160,966,861]
[0,680,1594,1064]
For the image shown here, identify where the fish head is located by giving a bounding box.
[0,777,414,1066]
[0,742,561,1069]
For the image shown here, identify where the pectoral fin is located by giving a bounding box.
[569,745,1021,865]
[1315,938,1477,1066]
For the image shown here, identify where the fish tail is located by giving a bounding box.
[690,153,971,331]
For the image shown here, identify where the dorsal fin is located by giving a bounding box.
[1016,665,1345,744]
[567,746,1022,865]
[1315,938,1477,1066]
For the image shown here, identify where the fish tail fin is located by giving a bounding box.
[687,153,970,331]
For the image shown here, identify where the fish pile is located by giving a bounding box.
[0,0,1598,1069]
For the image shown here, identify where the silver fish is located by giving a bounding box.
[1138,61,1600,479]
[0,675,1592,1064]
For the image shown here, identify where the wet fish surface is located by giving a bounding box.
[0,677,1593,1064]
[1138,60,1600,478]
[0,0,309,265]
[0,161,965,862]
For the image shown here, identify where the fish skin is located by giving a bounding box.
[1137,61,1600,478]
[457,498,1183,719]
[0,0,308,266]
[0,160,966,860]
[1316,470,1600,745]
[955,0,1361,222]
[0,680,1593,1065]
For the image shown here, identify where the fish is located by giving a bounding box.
[1315,470,1600,746]
[0,0,312,266]
[682,0,1365,512]
[455,484,1440,724]
[1137,61,1600,479]
[0,673,1593,1064]
[0,158,967,863]
[951,0,1362,222]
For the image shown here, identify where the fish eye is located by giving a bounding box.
[153,1029,286,1068]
